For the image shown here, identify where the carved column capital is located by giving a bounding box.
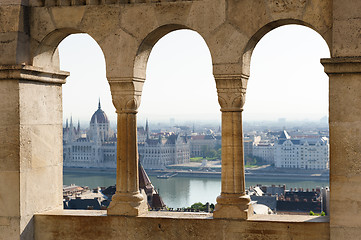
[108,77,145,113]
[214,74,249,112]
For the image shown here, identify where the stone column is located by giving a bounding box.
[0,65,68,240]
[107,77,148,216]
[321,57,361,239]
[213,74,253,219]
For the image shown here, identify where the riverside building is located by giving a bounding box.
[253,142,275,164]
[274,130,329,170]
[138,121,191,170]
[63,100,117,169]
[63,107,190,170]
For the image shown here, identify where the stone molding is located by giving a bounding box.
[214,74,249,112]
[0,0,29,5]
[321,57,361,75]
[0,64,69,84]
[35,0,195,7]
[108,77,145,113]
[214,194,252,220]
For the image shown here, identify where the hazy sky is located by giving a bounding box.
[59,25,330,126]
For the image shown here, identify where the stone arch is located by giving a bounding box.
[134,24,213,80]
[241,19,332,77]
[32,28,106,72]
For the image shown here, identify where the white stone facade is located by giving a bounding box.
[253,143,275,164]
[274,131,329,170]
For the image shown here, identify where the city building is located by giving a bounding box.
[138,122,190,169]
[243,137,254,158]
[253,142,275,164]
[248,185,327,214]
[63,100,117,169]
[274,130,329,170]
[189,134,217,157]
[63,105,191,170]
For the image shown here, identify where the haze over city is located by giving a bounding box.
[59,25,330,126]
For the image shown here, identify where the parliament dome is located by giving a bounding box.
[90,100,109,124]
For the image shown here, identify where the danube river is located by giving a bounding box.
[63,169,329,208]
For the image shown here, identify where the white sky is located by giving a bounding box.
[59,25,330,126]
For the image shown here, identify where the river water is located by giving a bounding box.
[63,170,329,208]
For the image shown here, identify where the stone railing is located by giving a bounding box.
[32,0,195,7]
[34,210,330,240]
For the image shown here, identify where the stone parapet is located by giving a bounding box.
[34,210,330,240]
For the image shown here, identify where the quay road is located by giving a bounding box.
[147,168,329,181]
[63,163,330,182]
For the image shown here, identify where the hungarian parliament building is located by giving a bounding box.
[63,101,190,169]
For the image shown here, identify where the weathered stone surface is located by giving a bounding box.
[0,5,22,32]
[187,0,225,40]
[333,0,361,20]
[20,124,63,170]
[0,217,20,240]
[0,32,19,64]
[0,80,20,125]
[302,0,332,47]
[34,211,330,240]
[50,6,86,29]
[29,8,56,43]
[227,0,270,39]
[80,5,121,43]
[20,165,63,216]
[0,171,20,217]
[207,23,248,65]
[120,5,158,41]
[266,0,307,20]
[0,125,20,172]
[153,2,193,28]
[100,29,139,78]
[19,82,62,125]
[332,19,361,57]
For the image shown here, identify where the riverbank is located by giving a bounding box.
[63,166,329,181]
[63,169,329,208]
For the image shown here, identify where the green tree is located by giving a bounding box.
[191,202,204,210]
[201,145,210,158]
[208,149,217,158]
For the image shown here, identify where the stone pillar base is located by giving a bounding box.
[213,194,253,219]
[107,190,148,216]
